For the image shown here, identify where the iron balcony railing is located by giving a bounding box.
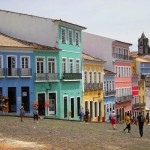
[84,82,103,90]
[62,73,82,80]
[0,68,32,77]
[0,68,5,77]
[116,95,133,103]
[112,53,132,60]
[105,90,116,96]
[35,73,59,81]
[133,102,145,108]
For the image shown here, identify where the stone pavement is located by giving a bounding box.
[0,116,150,150]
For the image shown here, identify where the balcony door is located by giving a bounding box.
[7,56,16,76]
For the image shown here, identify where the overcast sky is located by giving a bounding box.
[1,0,150,51]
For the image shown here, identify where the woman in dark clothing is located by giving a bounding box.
[85,109,89,122]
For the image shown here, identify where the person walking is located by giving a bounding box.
[20,103,25,122]
[84,109,89,123]
[124,112,131,133]
[137,112,145,137]
[33,108,39,123]
[110,110,116,130]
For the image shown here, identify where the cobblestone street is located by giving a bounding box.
[0,116,150,150]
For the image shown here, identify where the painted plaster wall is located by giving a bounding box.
[83,63,104,121]
[0,51,34,115]
[82,32,115,72]
[0,10,58,47]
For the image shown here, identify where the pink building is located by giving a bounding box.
[82,32,132,121]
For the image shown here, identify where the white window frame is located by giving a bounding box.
[84,71,87,83]
[69,58,74,73]
[36,57,45,74]
[0,56,3,76]
[62,57,67,74]
[61,27,67,44]
[75,31,80,46]
[76,59,80,73]
[68,29,73,45]
[47,57,56,74]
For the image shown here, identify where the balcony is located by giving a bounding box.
[112,53,132,61]
[35,73,59,81]
[20,68,32,77]
[133,102,145,109]
[105,90,116,96]
[62,73,82,80]
[84,83,103,91]
[0,68,32,77]
[0,68,5,77]
[116,95,133,103]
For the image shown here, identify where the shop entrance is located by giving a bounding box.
[8,87,16,112]
[38,93,45,115]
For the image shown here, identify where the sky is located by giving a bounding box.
[1,0,150,51]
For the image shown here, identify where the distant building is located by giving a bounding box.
[138,33,150,55]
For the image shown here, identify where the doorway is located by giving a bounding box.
[38,93,45,115]
[64,96,67,118]
[71,98,74,118]
[21,87,29,112]
[8,87,16,112]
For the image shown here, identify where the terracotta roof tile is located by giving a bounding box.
[0,33,59,51]
[82,53,106,63]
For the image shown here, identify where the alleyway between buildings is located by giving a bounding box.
[0,116,150,150]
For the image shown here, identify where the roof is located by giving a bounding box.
[0,9,86,31]
[129,51,138,57]
[114,40,132,46]
[104,69,116,75]
[82,53,106,63]
[52,19,87,30]
[0,33,59,50]
[136,57,150,62]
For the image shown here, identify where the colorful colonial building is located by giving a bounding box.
[0,10,86,120]
[82,53,105,122]
[82,32,133,122]
[104,69,116,122]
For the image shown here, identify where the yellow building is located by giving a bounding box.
[82,53,106,122]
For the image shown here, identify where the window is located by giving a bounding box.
[69,59,74,73]
[7,56,17,76]
[84,71,87,83]
[21,57,29,68]
[75,31,80,46]
[98,72,101,83]
[62,58,67,73]
[48,58,55,73]
[68,29,73,45]
[61,28,66,44]
[76,60,80,73]
[94,72,97,83]
[21,56,30,76]
[0,56,2,68]
[0,56,3,76]
[37,57,44,73]
[89,72,92,83]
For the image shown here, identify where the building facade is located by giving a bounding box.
[104,70,116,122]
[82,53,105,122]
[0,10,86,120]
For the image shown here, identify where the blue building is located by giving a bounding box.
[104,69,116,122]
[0,33,49,116]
